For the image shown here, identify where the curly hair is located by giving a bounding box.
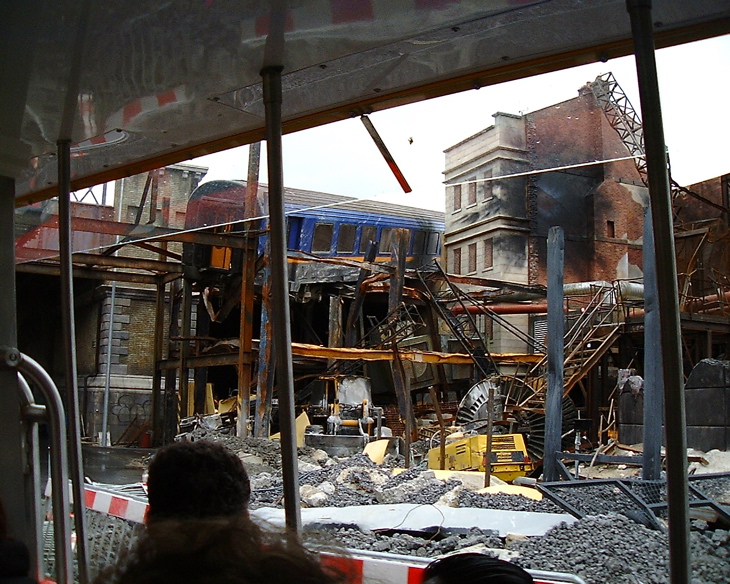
[146,440,251,522]
[96,516,348,584]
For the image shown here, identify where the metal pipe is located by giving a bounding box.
[16,373,43,581]
[564,281,644,300]
[543,226,565,482]
[452,303,549,315]
[151,278,166,445]
[57,139,89,583]
[101,282,116,446]
[16,353,73,584]
[643,205,663,481]
[178,278,193,419]
[626,2,690,582]
[262,65,301,535]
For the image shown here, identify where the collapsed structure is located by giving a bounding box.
[12,74,730,468]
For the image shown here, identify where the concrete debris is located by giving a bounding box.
[458,490,562,514]
[307,525,504,558]
[181,429,730,583]
[514,514,730,584]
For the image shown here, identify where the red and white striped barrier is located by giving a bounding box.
[84,487,148,524]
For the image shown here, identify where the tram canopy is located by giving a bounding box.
[3,0,729,206]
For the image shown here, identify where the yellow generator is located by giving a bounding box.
[427,433,534,482]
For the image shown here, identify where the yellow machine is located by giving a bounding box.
[427,433,535,482]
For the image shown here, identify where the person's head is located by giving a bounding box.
[423,553,534,584]
[97,516,347,584]
[146,440,250,523]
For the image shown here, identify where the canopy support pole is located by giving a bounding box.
[262,65,302,535]
[627,2,690,582]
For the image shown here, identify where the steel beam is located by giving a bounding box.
[16,263,160,284]
[237,142,261,438]
[151,279,166,445]
[543,226,565,482]
[627,2,690,582]
[643,205,663,481]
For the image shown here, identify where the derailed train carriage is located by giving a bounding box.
[180,179,446,425]
[183,179,444,288]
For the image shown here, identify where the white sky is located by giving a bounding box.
[192,34,730,212]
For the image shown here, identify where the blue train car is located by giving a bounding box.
[183,180,444,286]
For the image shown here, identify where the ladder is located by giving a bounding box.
[522,283,623,401]
[416,260,499,379]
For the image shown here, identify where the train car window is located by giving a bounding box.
[426,232,440,255]
[380,228,394,254]
[312,223,334,253]
[412,230,426,255]
[359,225,377,253]
[337,224,357,253]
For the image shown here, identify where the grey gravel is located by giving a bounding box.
[459,490,563,514]
[186,432,730,583]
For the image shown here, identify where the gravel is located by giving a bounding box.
[184,430,730,584]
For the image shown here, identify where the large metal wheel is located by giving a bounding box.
[455,376,577,460]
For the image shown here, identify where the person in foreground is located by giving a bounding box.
[94,440,347,584]
[423,552,534,584]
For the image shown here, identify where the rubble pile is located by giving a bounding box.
[458,490,562,514]
[182,431,730,583]
[308,525,504,557]
[514,515,730,584]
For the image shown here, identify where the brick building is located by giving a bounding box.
[85,163,207,442]
[16,163,206,443]
[443,83,647,354]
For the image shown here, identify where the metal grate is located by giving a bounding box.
[42,493,144,583]
[689,472,730,506]
[85,508,144,580]
[537,479,662,530]
[540,476,730,530]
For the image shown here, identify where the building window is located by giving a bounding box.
[337,224,357,253]
[467,181,477,206]
[312,223,334,253]
[483,238,493,270]
[468,242,477,273]
[606,220,615,238]
[453,185,462,211]
[483,169,493,200]
[359,225,377,253]
[452,247,462,274]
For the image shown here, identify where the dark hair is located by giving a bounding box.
[95,516,347,584]
[146,440,250,521]
[423,553,534,584]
